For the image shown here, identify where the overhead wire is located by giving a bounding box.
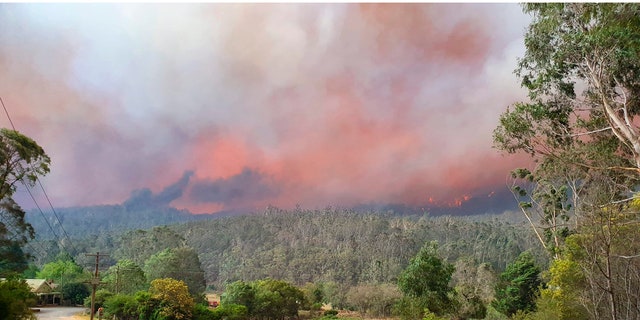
[0,96,77,255]
[0,213,48,258]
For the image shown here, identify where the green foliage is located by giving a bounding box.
[492,5,640,318]
[103,259,147,295]
[31,206,546,298]
[144,246,206,297]
[135,291,157,320]
[193,303,249,320]
[492,251,542,317]
[104,294,139,320]
[300,282,324,307]
[222,278,304,320]
[84,289,113,310]
[0,129,50,275]
[221,281,256,314]
[552,210,640,319]
[397,241,455,317]
[212,303,248,320]
[116,226,186,267]
[393,296,427,320]
[253,278,305,319]
[532,257,588,319]
[0,276,36,320]
[171,208,545,291]
[149,278,195,320]
[20,264,38,279]
[61,282,90,305]
[192,304,216,320]
[36,254,87,285]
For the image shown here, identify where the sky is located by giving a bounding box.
[0,3,533,215]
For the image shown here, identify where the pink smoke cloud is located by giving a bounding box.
[0,3,532,214]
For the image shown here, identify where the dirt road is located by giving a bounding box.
[34,306,86,320]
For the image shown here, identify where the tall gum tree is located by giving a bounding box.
[0,128,50,275]
[494,4,640,319]
[494,3,640,250]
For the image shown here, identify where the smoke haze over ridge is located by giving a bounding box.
[1,3,532,214]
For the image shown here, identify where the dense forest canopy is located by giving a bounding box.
[26,207,546,291]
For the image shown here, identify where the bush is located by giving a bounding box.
[193,303,216,320]
[104,294,139,320]
[83,289,113,310]
[0,277,36,320]
[61,282,90,305]
[212,303,248,320]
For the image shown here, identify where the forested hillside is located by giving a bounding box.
[172,207,546,290]
[24,204,215,238]
[28,207,545,290]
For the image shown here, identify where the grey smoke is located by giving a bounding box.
[124,171,194,210]
[189,167,279,206]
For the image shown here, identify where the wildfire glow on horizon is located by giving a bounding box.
[1,3,533,214]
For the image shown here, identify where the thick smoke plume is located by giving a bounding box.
[0,4,532,213]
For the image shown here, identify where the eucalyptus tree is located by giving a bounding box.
[397,241,455,318]
[143,246,206,297]
[0,128,50,275]
[495,3,640,255]
[494,3,640,319]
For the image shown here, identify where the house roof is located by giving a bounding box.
[25,279,53,293]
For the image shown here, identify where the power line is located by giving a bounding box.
[0,213,48,258]
[22,183,71,253]
[0,96,77,254]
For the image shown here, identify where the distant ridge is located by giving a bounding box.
[25,192,518,241]
[25,204,217,239]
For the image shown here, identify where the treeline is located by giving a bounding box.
[171,207,546,290]
[28,206,546,292]
[41,207,543,289]
[18,207,552,319]
[24,203,214,239]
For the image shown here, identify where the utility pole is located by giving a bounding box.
[85,252,108,320]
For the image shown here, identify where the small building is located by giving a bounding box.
[26,279,61,306]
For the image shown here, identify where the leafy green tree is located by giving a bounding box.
[21,264,39,278]
[300,282,324,308]
[61,282,90,305]
[222,279,304,320]
[103,259,146,294]
[221,280,256,315]
[104,294,139,320]
[253,279,305,319]
[144,247,206,297]
[36,254,87,287]
[397,241,455,317]
[149,278,195,320]
[493,251,542,317]
[135,291,157,320]
[83,289,113,312]
[494,5,640,319]
[211,303,248,320]
[532,255,588,320]
[494,3,640,169]
[0,129,51,275]
[115,226,186,267]
[0,276,36,320]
